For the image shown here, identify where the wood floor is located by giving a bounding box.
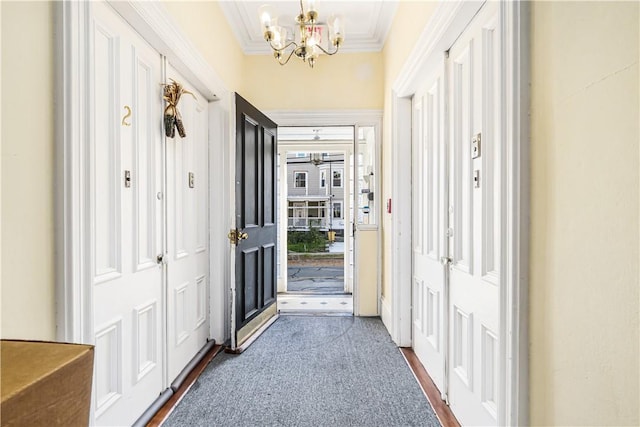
[400,348,461,427]
[146,345,222,426]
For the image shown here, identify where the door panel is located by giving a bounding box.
[234,93,278,345]
[447,2,501,425]
[166,65,210,381]
[412,61,447,393]
[90,3,163,425]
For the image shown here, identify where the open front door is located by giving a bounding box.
[231,93,278,349]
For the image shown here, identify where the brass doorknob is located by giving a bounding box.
[228,229,249,245]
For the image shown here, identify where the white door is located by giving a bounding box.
[411,60,448,394]
[447,2,502,425]
[90,3,164,425]
[165,66,210,381]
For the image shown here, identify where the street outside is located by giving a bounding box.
[286,245,345,293]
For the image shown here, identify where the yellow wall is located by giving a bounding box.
[243,52,383,111]
[530,2,639,425]
[380,1,438,302]
[0,1,247,341]
[162,1,245,92]
[1,1,56,340]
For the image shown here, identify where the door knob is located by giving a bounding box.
[228,229,249,245]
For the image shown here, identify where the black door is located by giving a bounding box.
[234,93,278,345]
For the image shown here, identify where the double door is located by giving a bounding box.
[90,3,209,425]
[412,2,502,425]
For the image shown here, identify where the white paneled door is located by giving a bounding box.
[412,2,503,425]
[166,66,210,381]
[411,59,447,393]
[447,3,501,424]
[91,3,164,425]
[90,3,210,425]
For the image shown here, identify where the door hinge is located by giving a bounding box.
[228,229,248,245]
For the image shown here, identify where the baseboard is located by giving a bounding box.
[380,295,392,332]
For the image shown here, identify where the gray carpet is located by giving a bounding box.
[163,316,439,427]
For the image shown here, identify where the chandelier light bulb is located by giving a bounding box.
[259,2,343,68]
[258,5,277,32]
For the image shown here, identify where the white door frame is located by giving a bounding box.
[55,0,231,347]
[277,142,353,295]
[388,1,530,425]
[267,110,383,316]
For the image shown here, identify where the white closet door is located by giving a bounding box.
[165,65,210,381]
[90,2,164,425]
[411,60,447,393]
[447,2,502,425]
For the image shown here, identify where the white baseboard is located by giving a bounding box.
[380,296,393,335]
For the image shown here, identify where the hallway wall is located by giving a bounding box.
[243,53,383,111]
[529,2,639,424]
[380,0,438,315]
[381,1,639,425]
[0,0,247,340]
[1,1,56,340]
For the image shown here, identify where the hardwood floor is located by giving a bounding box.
[400,347,461,427]
[146,344,222,427]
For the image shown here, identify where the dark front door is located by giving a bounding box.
[234,93,278,346]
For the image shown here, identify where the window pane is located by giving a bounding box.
[294,172,306,188]
[332,170,342,187]
[357,126,376,225]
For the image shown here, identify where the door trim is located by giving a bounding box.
[55,1,231,346]
[266,110,383,316]
[388,1,530,425]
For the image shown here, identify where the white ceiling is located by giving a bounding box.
[218,1,398,54]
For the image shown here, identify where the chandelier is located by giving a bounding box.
[258,1,344,68]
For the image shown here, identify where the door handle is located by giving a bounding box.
[156,253,166,265]
[440,256,452,266]
[228,229,249,245]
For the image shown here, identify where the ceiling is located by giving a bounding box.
[218,1,398,54]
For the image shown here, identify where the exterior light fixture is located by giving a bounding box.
[259,0,344,68]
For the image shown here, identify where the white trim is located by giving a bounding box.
[56,1,232,350]
[389,94,413,347]
[503,2,530,425]
[388,1,529,425]
[274,113,382,317]
[266,110,383,126]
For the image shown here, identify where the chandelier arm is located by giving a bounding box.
[314,43,340,56]
[277,48,297,66]
[269,40,298,53]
